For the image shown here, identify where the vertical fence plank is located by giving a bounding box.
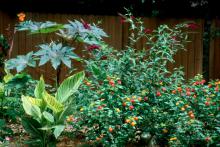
[0,11,206,83]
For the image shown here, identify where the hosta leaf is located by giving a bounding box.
[56,71,85,103]
[42,111,54,123]
[43,92,64,113]
[53,125,65,139]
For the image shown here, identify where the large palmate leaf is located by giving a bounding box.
[43,92,64,113]
[35,42,80,69]
[5,51,36,72]
[34,76,45,99]
[56,71,85,103]
[57,20,108,44]
[16,20,64,34]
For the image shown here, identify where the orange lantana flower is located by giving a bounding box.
[17,12,26,22]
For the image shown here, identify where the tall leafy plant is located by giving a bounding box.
[21,71,84,146]
[5,20,107,74]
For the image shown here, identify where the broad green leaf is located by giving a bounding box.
[53,125,65,139]
[3,68,13,83]
[56,71,85,103]
[24,95,44,107]
[21,96,42,120]
[38,126,53,130]
[34,76,45,99]
[21,117,43,138]
[43,92,64,113]
[42,111,54,123]
[31,24,64,34]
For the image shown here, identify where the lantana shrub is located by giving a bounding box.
[3,11,220,146]
[66,13,220,146]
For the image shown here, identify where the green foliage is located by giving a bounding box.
[0,71,36,121]
[0,34,10,50]
[0,34,10,81]
[66,12,220,147]
[168,75,220,146]
[0,119,13,142]
[5,19,107,73]
[21,71,84,146]
[56,71,85,103]
[0,71,35,143]
[57,20,108,44]
[16,20,64,34]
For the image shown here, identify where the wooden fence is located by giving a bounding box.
[0,11,205,83]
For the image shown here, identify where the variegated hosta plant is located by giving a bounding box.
[21,71,84,146]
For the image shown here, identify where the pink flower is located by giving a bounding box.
[172,36,177,41]
[117,80,122,84]
[187,23,199,30]
[101,56,107,60]
[120,17,126,23]
[5,137,11,141]
[87,44,100,51]
[130,16,135,20]
[109,80,115,87]
[129,105,134,110]
[81,19,91,30]
[144,28,153,34]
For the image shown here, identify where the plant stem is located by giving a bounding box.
[43,131,47,147]
[56,65,61,89]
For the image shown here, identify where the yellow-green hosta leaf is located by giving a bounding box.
[21,95,42,120]
[56,71,85,103]
[34,76,45,99]
[43,92,64,113]
[24,95,44,107]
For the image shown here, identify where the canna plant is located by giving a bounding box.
[21,71,84,146]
